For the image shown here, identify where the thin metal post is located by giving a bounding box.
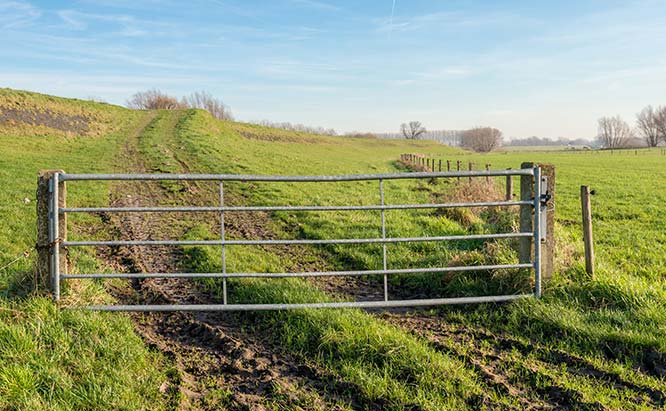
[379,179,388,301]
[219,181,227,304]
[48,178,54,294]
[53,173,60,302]
[505,169,513,201]
[533,167,542,299]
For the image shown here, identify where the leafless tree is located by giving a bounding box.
[636,106,661,147]
[181,90,233,121]
[400,121,426,139]
[460,127,503,152]
[654,105,666,144]
[597,116,633,148]
[126,89,183,110]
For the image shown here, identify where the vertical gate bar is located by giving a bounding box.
[219,181,227,304]
[533,167,542,299]
[53,173,60,302]
[48,178,54,296]
[379,179,388,301]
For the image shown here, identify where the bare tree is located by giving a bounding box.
[655,106,666,145]
[181,90,233,121]
[460,127,503,152]
[636,106,661,147]
[126,89,183,110]
[400,121,426,139]
[597,116,633,148]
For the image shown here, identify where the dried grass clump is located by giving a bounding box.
[434,178,507,229]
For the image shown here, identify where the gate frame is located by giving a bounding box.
[37,168,552,311]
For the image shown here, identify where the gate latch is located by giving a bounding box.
[539,176,549,242]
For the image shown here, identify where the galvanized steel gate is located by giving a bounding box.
[47,168,546,311]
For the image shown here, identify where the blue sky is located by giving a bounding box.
[1,0,665,138]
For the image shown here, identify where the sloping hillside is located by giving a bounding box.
[1,90,665,410]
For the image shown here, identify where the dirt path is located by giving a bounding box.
[98,111,385,411]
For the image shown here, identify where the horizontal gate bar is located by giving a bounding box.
[61,263,534,279]
[60,200,532,214]
[70,294,533,311]
[60,169,534,182]
[62,232,532,247]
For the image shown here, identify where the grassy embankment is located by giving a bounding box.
[130,109,666,409]
[0,89,173,410]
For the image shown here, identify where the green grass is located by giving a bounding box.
[0,90,170,410]
[3,89,666,410]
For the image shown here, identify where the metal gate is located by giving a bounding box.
[46,168,545,311]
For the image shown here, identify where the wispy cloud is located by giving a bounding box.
[375,10,540,33]
[0,0,41,29]
[288,0,340,12]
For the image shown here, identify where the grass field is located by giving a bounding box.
[1,89,665,410]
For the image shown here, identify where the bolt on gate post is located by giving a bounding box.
[519,162,555,285]
[36,170,67,299]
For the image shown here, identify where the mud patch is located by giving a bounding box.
[380,312,665,410]
[0,107,91,134]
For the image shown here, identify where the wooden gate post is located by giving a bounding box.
[581,186,595,277]
[519,162,555,281]
[36,170,67,293]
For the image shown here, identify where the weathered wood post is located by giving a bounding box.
[519,162,555,282]
[430,159,435,172]
[456,160,461,181]
[438,159,442,172]
[447,160,451,172]
[505,168,513,201]
[36,170,67,296]
[468,162,473,183]
[581,186,595,277]
[485,164,490,182]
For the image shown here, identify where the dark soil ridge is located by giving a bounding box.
[0,107,90,134]
[95,111,388,411]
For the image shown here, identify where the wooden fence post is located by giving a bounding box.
[468,162,473,183]
[438,159,442,172]
[447,160,451,172]
[505,168,513,201]
[36,170,67,293]
[581,186,595,277]
[485,164,490,182]
[519,162,555,282]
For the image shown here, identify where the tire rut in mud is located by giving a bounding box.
[379,312,665,410]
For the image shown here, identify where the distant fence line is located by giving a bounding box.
[398,153,507,193]
[572,148,666,155]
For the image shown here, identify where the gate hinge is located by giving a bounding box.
[540,192,552,206]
